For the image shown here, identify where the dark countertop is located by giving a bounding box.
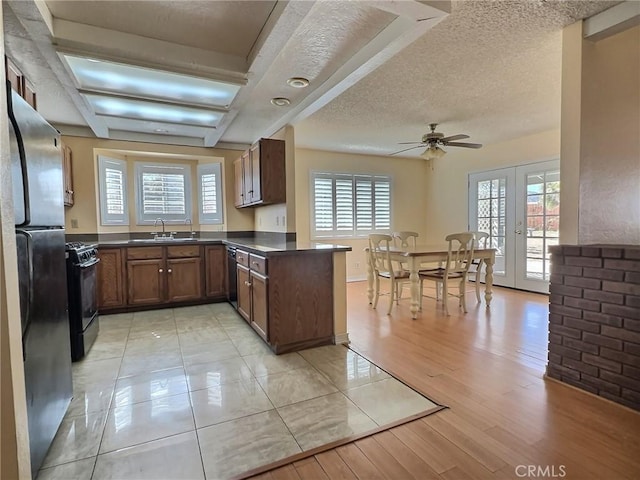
[97,237,352,256]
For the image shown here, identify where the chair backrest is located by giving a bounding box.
[392,231,419,248]
[368,234,395,275]
[472,231,490,249]
[444,232,475,274]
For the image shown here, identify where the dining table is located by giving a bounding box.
[365,244,497,319]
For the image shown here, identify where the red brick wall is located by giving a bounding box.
[547,245,640,410]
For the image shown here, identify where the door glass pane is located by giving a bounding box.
[525,169,560,281]
[476,175,508,277]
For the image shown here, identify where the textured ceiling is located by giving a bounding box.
[2,0,624,154]
[295,0,623,156]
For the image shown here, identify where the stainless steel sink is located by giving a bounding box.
[128,237,198,243]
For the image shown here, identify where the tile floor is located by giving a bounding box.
[36,303,439,480]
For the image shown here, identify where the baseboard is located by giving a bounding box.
[334,332,350,345]
[347,275,367,282]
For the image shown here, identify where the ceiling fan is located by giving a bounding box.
[390,123,482,159]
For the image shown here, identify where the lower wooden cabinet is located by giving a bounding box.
[166,257,202,303]
[128,258,164,306]
[235,250,334,353]
[204,245,225,298]
[97,248,126,309]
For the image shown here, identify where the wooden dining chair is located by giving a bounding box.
[468,231,490,303]
[368,234,410,315]
[419,232,475,316]
[391,231,419,299]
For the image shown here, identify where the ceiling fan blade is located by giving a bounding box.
[389,145,425,156]
[445,142,483,149]
[440,134,469,142]
[397,141,424,145]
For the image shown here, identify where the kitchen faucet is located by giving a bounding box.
[185,218,194,239]
[153,218,166,238]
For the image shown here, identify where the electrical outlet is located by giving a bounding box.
[276,216,280,226]
[70,219,79,228]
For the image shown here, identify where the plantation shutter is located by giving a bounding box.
[135,163,192,223]
[98,156,128,225]
[198,163,223,224]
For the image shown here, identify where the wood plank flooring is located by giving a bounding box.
[249,282,640,480]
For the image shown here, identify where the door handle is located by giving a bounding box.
[515,230,522,234]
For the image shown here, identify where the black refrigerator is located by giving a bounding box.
[7,81,73,477]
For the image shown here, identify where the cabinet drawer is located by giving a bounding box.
[236,249,250,267]
[249,254,267,275]
[127,246,163,259]
[167,245,200,258]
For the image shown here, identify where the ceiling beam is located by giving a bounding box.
[584,0,640,41]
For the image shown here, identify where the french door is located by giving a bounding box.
[469,160,560,294]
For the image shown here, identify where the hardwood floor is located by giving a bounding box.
[249,282,640,480]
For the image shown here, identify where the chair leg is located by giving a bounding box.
[388,279,395,315]
[460,278,468,313]
[419,279,423,311]
[442,278,449,316]
[373,276,380,309]
[475,261,483,303]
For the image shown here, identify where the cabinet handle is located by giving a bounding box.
[245,281,252,287]
[252,261,259,266]
[168,269,172,273]
[159,268,163,273]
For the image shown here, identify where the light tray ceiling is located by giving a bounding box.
[2,0,625,155]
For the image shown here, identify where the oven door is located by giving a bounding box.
[78,257,99,330]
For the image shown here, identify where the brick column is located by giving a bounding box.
[547,245,640,411]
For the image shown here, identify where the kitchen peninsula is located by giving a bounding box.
[95,237,351,354]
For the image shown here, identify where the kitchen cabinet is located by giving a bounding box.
[234,138,285,208]
[204,245,226,299]
[5,55,37,109]
[234,248,335,353]
[62,143,74,207]
[97,248,126,309]
[127,245,202,307]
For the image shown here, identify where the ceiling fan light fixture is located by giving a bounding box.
[421,145,446,160]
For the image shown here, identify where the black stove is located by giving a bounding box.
[65,242,100,361]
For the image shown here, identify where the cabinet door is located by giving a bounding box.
[167,257,202,303]
[62,144,74,206]
[249,143,261,203]
[242,151,253,204]
[205,245,225,298]
[23,78,37,110]
[97,248,125,309]
[5,56,23,96]
[237,264,251,323]
[233,157,244,207]
[127,259,164,305]
[250,271,268,340]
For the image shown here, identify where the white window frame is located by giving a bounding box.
[310,171,392,239]
[98,155,129,226]
[134,162,192,225]
[197,162,224,225]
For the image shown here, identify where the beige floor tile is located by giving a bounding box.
[72,357,122,389]
[256,366,339,407]
[83,339,127,362]
[180,338,241,367]
[243,351,310,377]
[36,457,96,480]
[277,392,377,450]
[112,367,188,408]
[100,392,194,454]
[124,334,180,355]
[198,410,301,479]
[298,344,354,366]
[175,317,222,333]
[67,380,115,417]
[344,377,439,425]
[92,431,204,480]
[314,353,391,390]
[41,410,108,468]
[177,326,230,346]
[119,351,183,378]
[190,378,274,428]
[185,356,253,391]
[230,334,273,356]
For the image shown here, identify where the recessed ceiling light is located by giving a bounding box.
[286,77,309,88]
[271,97,291,107]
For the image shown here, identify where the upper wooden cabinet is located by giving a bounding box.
[234,138,285,208]
[5,56,37,110]
[62,143,74,207]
